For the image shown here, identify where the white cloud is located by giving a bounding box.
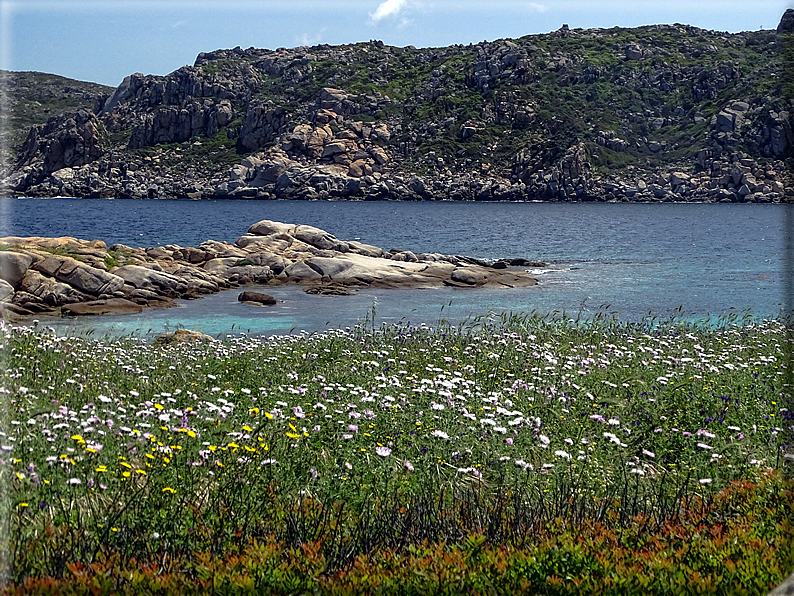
[370,0,408,23]
[527,2,547,13]
[296,27,327,46]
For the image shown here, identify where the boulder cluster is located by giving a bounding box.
[0,220,540,318]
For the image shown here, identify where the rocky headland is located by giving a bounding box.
[0,220,540,319]
[1,11,792,203]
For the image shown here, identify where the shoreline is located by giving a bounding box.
[6,194,789,204]
[0,218,541,321]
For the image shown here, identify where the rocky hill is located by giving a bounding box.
[0,71,113,174]
[2,10,793,202]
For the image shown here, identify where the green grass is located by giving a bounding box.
[1,313,792,593]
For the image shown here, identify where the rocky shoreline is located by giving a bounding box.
[0,219,541,319]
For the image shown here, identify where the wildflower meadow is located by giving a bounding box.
[1,312,792,595]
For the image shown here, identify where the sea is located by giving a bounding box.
[1,198,791,338]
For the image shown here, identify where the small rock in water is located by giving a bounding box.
[238,291,278,305]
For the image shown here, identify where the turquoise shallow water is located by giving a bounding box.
[3,199,791,337]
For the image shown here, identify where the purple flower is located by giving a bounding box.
[376,446,392,457]
[404,460,415,472]
[505,438,513,445]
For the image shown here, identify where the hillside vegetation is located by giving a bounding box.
[2,12,792,202]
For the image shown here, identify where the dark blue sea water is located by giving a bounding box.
[2,198,791,337]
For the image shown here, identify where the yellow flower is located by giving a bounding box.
[286,432,299,439]
[122,471,131,478]
[135,470,146,475]
[187,430,196,438]
[162,487,176,494]
[95,466,107,473]
[18,503,28,508]
[265,412,273,419]
[154,404,164,410]
[242,425,253,432]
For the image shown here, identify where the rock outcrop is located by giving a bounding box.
[777,9,794,34]
[153,329,215,346]
[0,220,540,319]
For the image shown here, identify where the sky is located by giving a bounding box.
[1,0,792,88]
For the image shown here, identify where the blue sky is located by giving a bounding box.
[2,0,791,88]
